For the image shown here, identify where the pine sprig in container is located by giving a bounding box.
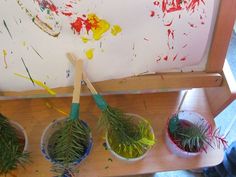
[67,53,155,161]
[40,58,92,176]
[165,92,227,158]
[0,113,30,175]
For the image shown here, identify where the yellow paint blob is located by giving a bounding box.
[111,25,122,36]
[87,14,110,40]
[14,73,56,95]
[3,49,7,68]
[85,48,94,60]
[81,37,89,43]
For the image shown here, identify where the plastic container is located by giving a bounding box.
[10,120,28,152]
[40,118,92,165]
[106,113,155,162]
[165,110,211,158]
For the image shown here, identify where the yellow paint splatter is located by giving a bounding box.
[85,48,94,60]
[111,25,122,36]
[14,73,56,95]
[45,102,68,116]
[87,14,110,40]
[22,41,27,47]
[81,37,89,43]
[2,49,7,69]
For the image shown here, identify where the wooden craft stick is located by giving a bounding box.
[66,52,97,95]
[72,58,83,104]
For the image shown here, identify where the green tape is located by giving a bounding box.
[92,94,108,111]
[69,103,80,120]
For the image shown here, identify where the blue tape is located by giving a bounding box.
[92,94,108,111]
[69,103,80,120]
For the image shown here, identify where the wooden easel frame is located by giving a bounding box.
[1,0,236,97]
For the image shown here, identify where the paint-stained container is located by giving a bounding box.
[40,118,92,165]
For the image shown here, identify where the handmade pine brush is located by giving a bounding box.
[67,53,155,158]
[51,59,90,176]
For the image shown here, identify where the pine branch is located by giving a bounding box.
[0,114,30,175]
[50,119,90,176]
[101,106,155,158]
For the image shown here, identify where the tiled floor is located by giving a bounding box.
[126,27,236,177]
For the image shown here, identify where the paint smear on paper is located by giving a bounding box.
[2,49,8,69]
[111,25,122,36]
[81,36,89,43]
[85,49,94,60]
[31,45,44,59]
[21,57,35,86]
[71,14,117,40]
[14,73,56,95]
[86,14,110,40]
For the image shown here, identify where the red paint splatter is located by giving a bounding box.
[188,22,197,28]
[163,55,168,61]
[201,21,205,25]
[150,10,155,17]
[36,0,58,14]
[167,29,174,40]
[180,57,186,61]
[173,54,178,61]
[61,12,73,16]
[164,20,173,26]
[66,4,73,8]
[187,0,205,13]
[71,17,84,33]
[153,1,160,6]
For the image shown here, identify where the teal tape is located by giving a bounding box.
[69,103,80,120]
[92,94,108,111]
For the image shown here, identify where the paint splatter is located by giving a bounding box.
[21,57,35,86]
[173,54,178,61]
[180,57,186,61]
[71,14,116,40]
[187,0,205,13]
[164,20,173,27]
[31,45,44,59]
[81,37,89,43]
[61,12,73,17]
[71,17,83,33]
[163,55,168,61]
[188,22,197,28]
[45,102,68,115]
[14,73,56,95]
[3,20,13,39]
[111,25,122,36]
[150,10,155,17]
[2,49,8,69]
[85,48,94,60]
[144,38,149,41]
[86,14,110,40]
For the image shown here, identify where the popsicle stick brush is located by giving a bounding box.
[51,58,90,176]
[67,53,155,159]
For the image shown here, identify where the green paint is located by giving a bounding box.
[69,103,80,120]
[92,94,108,111]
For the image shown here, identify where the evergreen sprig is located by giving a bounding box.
[100,106,155,158]
[169,113,227,152]
[0,114,30,175]
[49,119,90,176]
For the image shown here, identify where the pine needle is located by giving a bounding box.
[49,119,90,175]
[101,106,155,158]
[0,114,30,175]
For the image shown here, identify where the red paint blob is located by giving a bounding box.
[150,10,155,17]
[71,17,84,33]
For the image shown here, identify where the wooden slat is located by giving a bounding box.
[0,89,224,177]
[205,61,236,116]
[206,0,236,72]
[0,72,223,98]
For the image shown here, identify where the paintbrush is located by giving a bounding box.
[67,53,155,158]
[52,58,90,176]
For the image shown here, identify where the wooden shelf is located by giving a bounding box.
[0,89,224,177]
